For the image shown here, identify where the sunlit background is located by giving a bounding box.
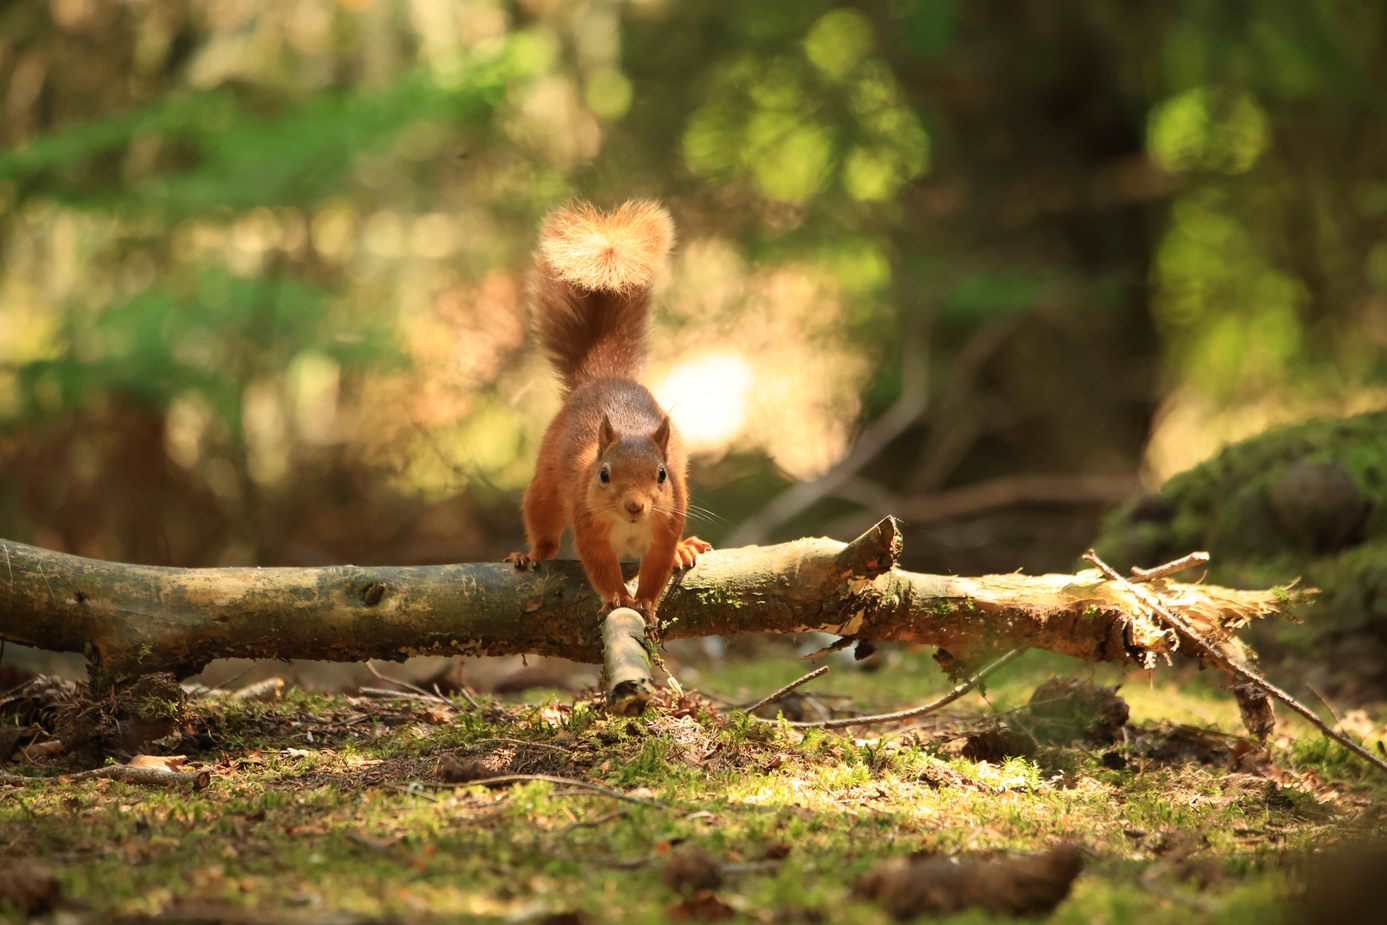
[3,0,1385,585]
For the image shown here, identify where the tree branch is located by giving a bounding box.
[1083,549,1386,778]
[726,319,932,547]
[0,523,1294,684]
[602,608,655,715]
[769,648,1021,729]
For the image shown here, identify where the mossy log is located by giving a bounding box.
[0,518,1289,683]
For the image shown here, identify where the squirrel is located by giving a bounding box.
[506,200,711,620]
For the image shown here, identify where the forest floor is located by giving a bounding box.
[2,648,1385,924]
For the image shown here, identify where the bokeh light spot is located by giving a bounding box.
[656,352,754,453]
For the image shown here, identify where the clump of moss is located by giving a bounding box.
[1092,412,1387,685]
[56,673,187,759]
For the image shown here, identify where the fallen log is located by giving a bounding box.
[0,517,1290,685]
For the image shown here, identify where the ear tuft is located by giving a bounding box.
[652,415,671,455]
[598,414,616,454]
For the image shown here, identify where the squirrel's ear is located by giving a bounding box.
[598,414,616,454]
[652,415,671,456]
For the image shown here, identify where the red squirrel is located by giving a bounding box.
[506,200,711,619]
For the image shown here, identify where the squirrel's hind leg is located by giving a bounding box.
[507,474,565,570]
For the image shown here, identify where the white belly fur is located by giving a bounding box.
[608,518,655,562]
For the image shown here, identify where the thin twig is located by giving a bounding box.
[0,678,38,709]
[64,765,211,788]
[358,686,449,704]
[443,681,483,712]
[1305,683,1341,726]
[891,474,1141,526]
[556,809,627,837]
[821,473,1139,545]
[1084,549,1387,778]
[728,317,930,546]
[428,773,668,809]
[760,649,1023,729]
[20,739,65,760]
[197,662,262,696]
[225,677,285,702]
[470,736,573,755]
[365,661,452,706]
[742,666,830,715]
[905,316,1028,495]
[800,637,855,662]
[1130,552,1210,583]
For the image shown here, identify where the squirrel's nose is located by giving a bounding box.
[625,500,646,516]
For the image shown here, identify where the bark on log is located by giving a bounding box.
[0,518,1288,683]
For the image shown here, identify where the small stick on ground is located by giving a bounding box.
[1305,682,1342,726]
[556,809,627,838]
[7,766,214,789]
[470,736,574,755]
[225,677,285,702]
[1130,552,1210,583]
[447,682,483,712]
[365,661,453,706]
[357,687,450,704]
[1084,549,1387,778]
[801,637,855,661]
[764,649,1023,729]
[21,740,65,760]
[428,773,668,809]
[742,666,831,715]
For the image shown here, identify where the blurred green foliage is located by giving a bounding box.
[15,267,398,430]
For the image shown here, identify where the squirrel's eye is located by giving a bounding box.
[657,465,667,484]
[599,464,611,485]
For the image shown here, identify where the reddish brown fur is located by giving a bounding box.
[511,200,709,619]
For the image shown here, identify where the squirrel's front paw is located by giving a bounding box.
[632,598,659,626]
[505,551,537,571]
[601,591,638,614]
[673,536,713,570]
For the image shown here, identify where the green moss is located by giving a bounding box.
[3,651,1382,923]
[927,598,959,616]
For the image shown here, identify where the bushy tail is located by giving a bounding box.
[532,200,674,393]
